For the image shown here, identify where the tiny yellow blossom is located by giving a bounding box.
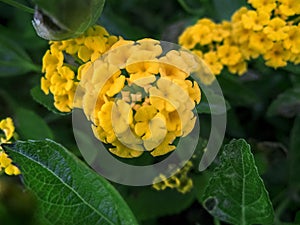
[152,161,194,194]
[203,52,223,75]
[42,45,64,74]
[241,10,270,31]
[249,32,274,54]
[283,25,300,54]
[278,0,300,16]
[126,62,159,82]
[247,0,277,13]
[0,118,20,176]
[217,45,242,66]
[263,42,291,68]
[263,17,289,41]
[0,118,15,143]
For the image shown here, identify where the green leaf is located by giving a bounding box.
[120,186,195,221]
[212,0,246,21]
[202,139,274,225]
[197,88,230,115]
[0,34,39,76]
[3,140,138,225]
[32,0,105,40]
[15,107,54,140]
[267,87,300,118]
[30,86,70,115]
[217,73,259,106]
[289,115,300,187]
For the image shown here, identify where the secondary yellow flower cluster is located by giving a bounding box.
[78,38,201,158]
[0,118,20,176]
[179,0,300,75]
[41,25,118,112]
[152,161,193,194]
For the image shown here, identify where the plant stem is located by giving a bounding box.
[214,218,221,225]
[0,0,34,14]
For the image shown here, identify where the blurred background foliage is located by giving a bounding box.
[0,0,300,224]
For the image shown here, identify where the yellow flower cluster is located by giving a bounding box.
[78,38,201,158]
[179,0,300,75]
[41,25,118,112]
[0,118,20,176]
[152,161,193,194]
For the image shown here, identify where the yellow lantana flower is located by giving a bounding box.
[77,39,202,158]
[152,161,194,194]
[179,0,300,74]
[41,25,118,113]
[0,118,20,176]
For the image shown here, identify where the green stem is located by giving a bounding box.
[177,0,204,15]
[0,0,34,14]
[293,16,300,24]
[213,218,221,225]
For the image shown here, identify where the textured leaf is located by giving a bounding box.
[15,107,54,140]
[3,140,138,225]
[0,34,39,76]
[202,139,274,225]
[289,115,300,187]
[267,87,300,118]
[30,86,69,115]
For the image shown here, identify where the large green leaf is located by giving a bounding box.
[3,140,138,225]
[289,115,300,187]
[30,86,69,115]
[0,34,39,76]
[202,139,274,225]
[267,87,300,118]
[15,107,54,140]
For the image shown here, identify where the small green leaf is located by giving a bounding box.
[289,115,300,187]
[0,34,39,76]
[267,87,300,118]
[3,140,138,225]
[32,0,105,40]
[202,139,274,225]
[15,107,54,140]
[30,86,69,115]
